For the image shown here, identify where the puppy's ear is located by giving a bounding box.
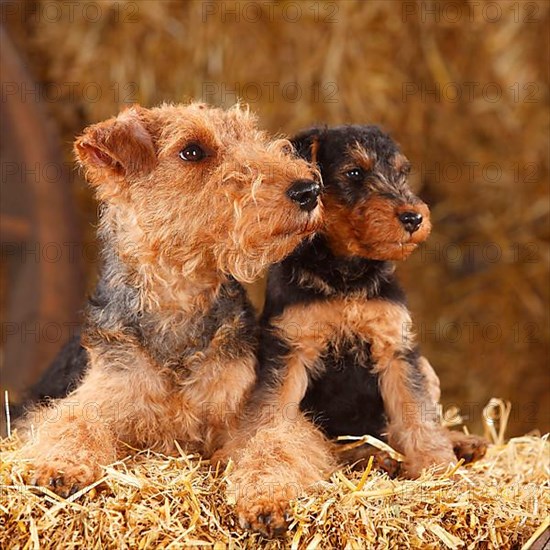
[392,152,411,178]
[74,106,156,186]
[291,126,325,164]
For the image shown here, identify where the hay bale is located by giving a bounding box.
[1,402,548,549]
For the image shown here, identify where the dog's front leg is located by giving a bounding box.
[220,326,335,538]
[358,301,455,477]
[377,351,456,477]
[228,410,333,538]
[19,343,168,496]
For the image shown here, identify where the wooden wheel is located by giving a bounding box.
[0,26,85,415]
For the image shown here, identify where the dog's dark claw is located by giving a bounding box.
[239,517,251,530]
[259,513,272,526]
[462,453,473,464]
[49,477,61,488]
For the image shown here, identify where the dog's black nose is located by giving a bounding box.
[287,179,320,212]
[398,211,423,233]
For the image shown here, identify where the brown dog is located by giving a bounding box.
[18,103,323,497]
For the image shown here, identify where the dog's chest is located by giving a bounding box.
[301,333,387,439]
[140,280,257,371]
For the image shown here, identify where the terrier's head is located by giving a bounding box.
[292,125,430,261]
[75,103,322,283]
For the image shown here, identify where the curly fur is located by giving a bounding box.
[17,102,323,497]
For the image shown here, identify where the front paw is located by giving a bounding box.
[451,433,488,464]
[372,451,402,478]
[404,449,456,478]
[28,460,99,498]
[236,483,298,538]
[344,448,402,478]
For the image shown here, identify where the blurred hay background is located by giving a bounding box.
[2,0,549,436]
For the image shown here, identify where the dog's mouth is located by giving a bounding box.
[358,241,419,261]
[269,207,323,240]
[353,216,429,261]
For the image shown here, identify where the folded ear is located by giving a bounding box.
[290,126,325,164]
[74,106,156,186]
[392,152,412,178]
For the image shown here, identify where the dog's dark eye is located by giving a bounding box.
[179,144,206,162]
[346,168,364,181]
[280,143,293,155]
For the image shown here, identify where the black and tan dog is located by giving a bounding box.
[16,103,323,496]
[225,125,487,536]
